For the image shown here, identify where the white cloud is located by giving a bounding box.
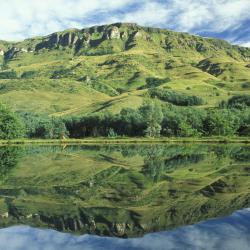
[157,0,250,33]
[240,42,250,47]
[0,209,250,250]
[0,0,249,44]
[0,0,137,40]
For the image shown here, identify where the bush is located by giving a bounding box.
[145,77,170,88]
[0,104,24,139]
[21,71,37,79]
[203,109,240,136]
[227,95,250,109]
[0,70,17,79]
[148,88,204,106]
[20,112,68,139]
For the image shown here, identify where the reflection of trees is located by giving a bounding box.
[229,146,250,162]
[0,146,22,182]
[141,145,206,182]
[141,146,166,182]
[142,157,165,182]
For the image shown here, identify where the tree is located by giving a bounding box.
[20,112,68,139]
[0,103,24,139]
[107,128,117,138]
[140,100,163,137]
[203,109,240,136]
[50,117,69,139]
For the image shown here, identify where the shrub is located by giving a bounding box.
[227,95,250,109]
[148,88,204,106]
[0,70,17,79]
[0,104,24,139]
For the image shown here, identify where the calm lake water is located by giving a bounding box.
[0,143,249,249]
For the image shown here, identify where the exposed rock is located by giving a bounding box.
[113,222,126,235]
[0,212,8,218]
[59,33,72,46]
[83,33,91,43]
[49,33,60,44]
[104,26,120,40]
[121,31,128,40]
[35,31,81,51]
[134,31,149,40]
[0,49,4,56]
[110,26,120,39]
[4,47,20,59]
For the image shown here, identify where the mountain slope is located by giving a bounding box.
[0,23,249,115]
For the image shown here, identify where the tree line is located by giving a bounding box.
[0,95,249,140]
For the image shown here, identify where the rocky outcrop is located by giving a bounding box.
[102,26,120,40]
[0,212,8,219]
[35,31,83,51]
[133,31,151,41]
[109,26,120,39]
[121,31,128,40]
[4,47,20,59]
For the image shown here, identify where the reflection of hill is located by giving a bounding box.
[0,144,249,237]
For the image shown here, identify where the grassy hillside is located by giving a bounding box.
[0,23,249,116]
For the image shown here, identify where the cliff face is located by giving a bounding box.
[1,23,250,60]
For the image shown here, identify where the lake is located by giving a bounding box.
[0,143,249,249]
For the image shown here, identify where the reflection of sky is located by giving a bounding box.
[0,209,249,250]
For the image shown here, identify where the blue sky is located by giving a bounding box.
[0,208,250,250]
[0,0,249,47]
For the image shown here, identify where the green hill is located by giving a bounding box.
[0,23,249,116]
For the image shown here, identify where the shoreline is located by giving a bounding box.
[0,137,249,145]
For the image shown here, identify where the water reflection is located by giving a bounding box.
[0,146,22,182]
[0,144,249,237]
[0,208,249,250]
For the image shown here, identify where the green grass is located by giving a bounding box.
[0,23,249,116]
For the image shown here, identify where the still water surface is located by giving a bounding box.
[0,143,249,249]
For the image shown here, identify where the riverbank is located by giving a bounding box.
[0,137,249,145]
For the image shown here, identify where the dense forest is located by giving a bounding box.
[0,94,249,140]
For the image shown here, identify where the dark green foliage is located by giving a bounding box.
[237,109,250,136]
[0,147,21,181]
[143,77,170,89]
[0,70,17,79]
[161,106,205,137]
[203,109,240,136]
[227,95,250,109]
[241,82,250,89]
[0,104,24,139]
[21,71,37,79]
[0,102,247,139]
[20,112,68,139]
[65,111,145,138]
[51,68,72,79]
[148,88,204,106]
[64,104,249,138]
[139,100,163,137]
[107,128,117,138]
